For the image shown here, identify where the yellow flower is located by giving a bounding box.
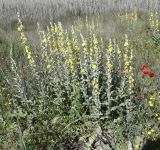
[94,83,99,90]
[108,45,113,52]
[80,68,86,74]
[129,66,134,71]
[155,113,159,117]
[148,101,154,107]
[93,39,98,45]
[47,64,52,69]
[125,61,130,66]
[135,144,140,149]
[124,54,128,59]
[82,42,86,47]
[150,12,153,17]
[124,41,129,47]
[42,38,47,44]
[25,46,30,53]
[27,54,32,59]
[68,58,73,65]
[117,49,121,54]
[150,97,156,101]
[148,129,155,135]
[152,137,157,141]
[128,78,134,84]
[92,64,97,70]
[106,61,113,70]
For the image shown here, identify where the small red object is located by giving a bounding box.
[143,70,149,74]
[148,72,155,77]
[141,64,148,70]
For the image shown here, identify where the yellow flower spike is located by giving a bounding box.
[124,35,129,48]
[25,46,30,53]
[108,39,113,53]
[92,78,99,93]
[151,129,155,133]
[54,24,58,33]
[106,61,113,71]
[158,117,160,121]
[17,25,23,32]
[17,14,36,70]
[67,57,74,72]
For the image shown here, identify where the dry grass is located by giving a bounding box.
[0,0,159,23]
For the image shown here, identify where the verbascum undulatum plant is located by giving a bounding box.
[71,26,80,54]
[17,13,36,70]
[70,26,80,71]
[80,34,89,76]
[3,48,27,150]
[9,47,26,101]
[84,34,103,150]
[66,30,75,73]
[90,34,101,119]
[122,34,135,149]
[105,39,113,112]
[116,42,122,73]
[128,49,134,94]
[78,37,89,125]
[57,22,65,52]
[79,34,89,103]
[50,23,59,52]
[123,35,130,75]
[37,24,53,71]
